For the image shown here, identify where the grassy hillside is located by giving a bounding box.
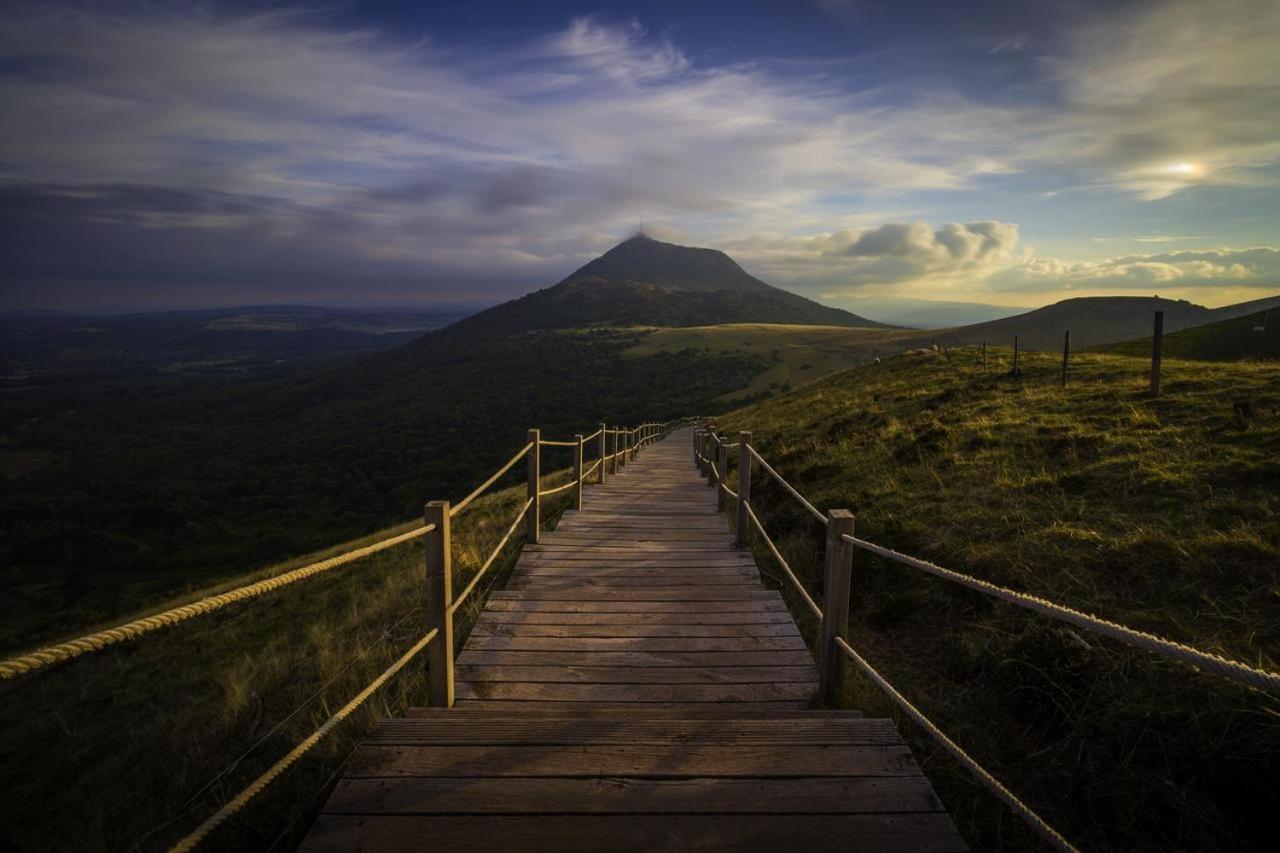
[0,473,578,851]
[715,348,1279,852]
[1095,308,1278,361]
[622,323,916,402]
[929,295,1212,351]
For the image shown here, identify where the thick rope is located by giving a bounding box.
[450,442,534,518]
[169,626,439,852]
[451,497,533,614]
[0,524,433,680]
[843,534,1280,695]
[834,636,1077,852]
[583,460,601,478]
[582,428,603,442]
[744,501,822,620]
[748,446,826,524]
[538,439,579,448]
[539,479,576,497]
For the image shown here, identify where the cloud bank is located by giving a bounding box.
[0,0,1276,308]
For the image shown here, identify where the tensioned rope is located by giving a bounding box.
[843,533,1280,695]
[450,441,534,518]
[748,446,826,524]
[834,636,1077,853]
[743,501,822,620]
[451,497,534,615]
[0,524,433,680]
[169,625,440,852]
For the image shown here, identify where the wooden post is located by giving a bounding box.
[817,510,856,706]
[526,429,540,544]
[618,428,627,469]
[736,431,752,548]
[424,500,454,708]
[573,434,584,511]
[611,427,619,476]
[716,438,728,512]
[598,423,607,485]
[981,340,986,367]
[1150,310,1164,396]
[705,429,717,487]
[1011,335,1021,378]
[695,429,705,473]
[1061,330,1070,387]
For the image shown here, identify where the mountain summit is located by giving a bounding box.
[451,234,886,335]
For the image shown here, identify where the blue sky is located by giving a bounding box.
[1,0,1277,311]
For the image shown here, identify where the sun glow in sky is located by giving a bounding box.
[0,0,1277,311]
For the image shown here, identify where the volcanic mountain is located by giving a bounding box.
[448,234,886,336]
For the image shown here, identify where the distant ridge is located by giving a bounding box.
[1095,307,1279,361]
[446,234,888,335]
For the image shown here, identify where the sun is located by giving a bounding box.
[1163,162,1201,175]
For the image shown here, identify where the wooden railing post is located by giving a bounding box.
[705,428,718,487]
[424,500,454,708]
[619,428,628,469]
[818,509,856,706]
[716,437,728,512]
[610,428,619,476]
[527,429,540,544]
[573,433,584,511]
[736,432,752,547]
[598,423,607,484]
[693,428,702,470]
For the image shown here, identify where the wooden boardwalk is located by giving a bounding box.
[303,428,966,851]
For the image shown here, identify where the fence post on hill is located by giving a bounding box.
[424,500,454,708]
[573,434,584,510]
[982,340,986,368]
[527,429,540,544]
[736,432,752,547]
[1151,310,1164,396]
[598,424,608,484]
[1011,335,1021,378]
[818,509,856,706]
[1061,330,1071,387]
[716,438,728,512]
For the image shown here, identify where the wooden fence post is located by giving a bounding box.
[736,431,752,548]
[695,429,705,473]
[716,438,728,512]
[1061,330,1070,387]
[1151,310,1164,396]
[527,429,540,544]
[618,428,627,469]
[598,423,607,485]
[981,340,986,367]
[611,428,619,476]
[705,429,718,487]
[817,509,856,706]
[573,434,584,511]
[1011,335,1021,378]
[424,500,454,708]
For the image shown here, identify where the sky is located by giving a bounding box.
[1,0,1278,312]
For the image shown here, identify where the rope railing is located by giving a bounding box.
[833,636,1077,853]
[743,501,823,620]
[169,625,441,853]
[538,438,579,448]
[451,497,534,614]
[0,524,434,680]
[842,533,1280,695]
[540,479,576,497]
[582,428,602,442]
[450,441,534,518]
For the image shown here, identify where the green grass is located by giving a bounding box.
[622,323,916,402]
[0,464,582,851]
[1094,307,1279,362]
[715,346,1280,852]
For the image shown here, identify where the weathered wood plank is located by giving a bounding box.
[455,650,817,667]
[473,610,797,625]
[482,600,787,613]
[323,776,942,815]
[489,589,777,602]
[455,682,816,703]
[468,622,802,639]
[462,636,807,653]
[455,665,815,684]
[344,744,921,778]
[370,719,893,744]
[302,814,969,853]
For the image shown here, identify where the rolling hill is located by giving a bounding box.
[447,234,887,334]
[1095,307,1278,361]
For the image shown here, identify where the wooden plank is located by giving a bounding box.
[506,576,758,588]
[474,610,796,625]
[462,636,807,653]
[323,776,942,815]
[489,589,777,602]
[371,719,893,744]
[455,665,814,684]
[456,650,816,667]
[344,744,921,778]
[302,814,968,853]
[482,600,787,613]
[468,622,803,639]
[455,682,815,703]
